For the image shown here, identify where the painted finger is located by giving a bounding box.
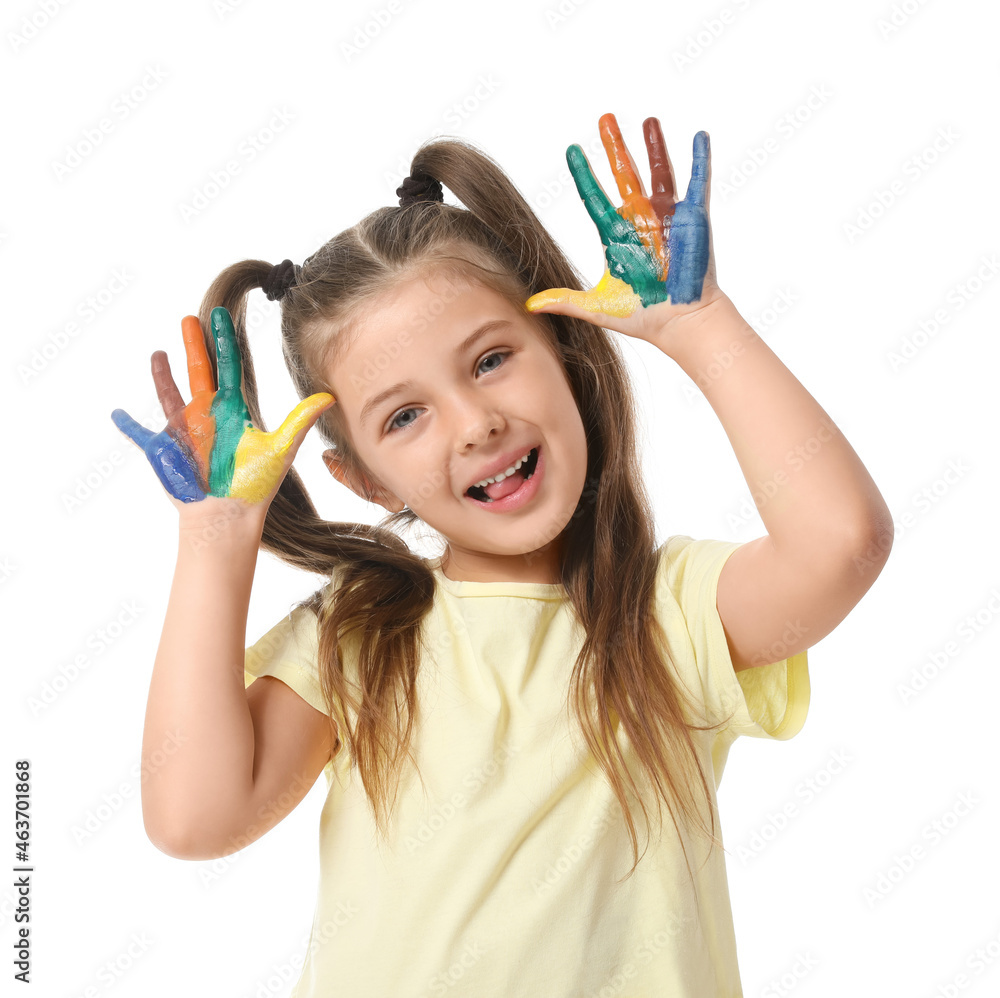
[596,114,665,273]
[211,307,244,394]
[178,315,216,480]
[664,201,711,305]
[566,145,633,248]
[525,271,643,319]
[111,407,156,451]
[208,307,253,495]
[151,350,209,491]
[111,409,205,502]
[151,350,186,425]
[684,131,711,209]
[226,394,334,503]
[599,112,647,202]
[269,393,335,453]
[643,117,676,221]
[181,315,215,397]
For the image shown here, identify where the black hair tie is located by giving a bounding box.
[262,259,297,301]
[396,172,444,207]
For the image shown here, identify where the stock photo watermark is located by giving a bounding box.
[671,0,757,72]
[930,922,1000,997]
[885,253,997,372]
[17,268,134,385]
[71,730,188,845]
[843,127,958,245]
[51,66,169,181]
[862,790,980,909]
[340,0,406,62]
[733,748,852,865]
[852,458,970,574]
[717,85,833,202]
[680,289,798,406]
[403,740,521,856]
[178,107,296,223]
[724,418,837,532]
[896,586,1000,706]
[876,0,936,39]
[531,794,620,898]
[759,951,820,998]
[8,0,74,52]
[28,600,143,716]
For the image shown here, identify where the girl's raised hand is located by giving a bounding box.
[111,307,334,513]
[526,114,724,345]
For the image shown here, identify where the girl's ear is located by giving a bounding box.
[322,450,406,513]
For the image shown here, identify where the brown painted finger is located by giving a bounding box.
[151,350,186,424]
[643,117,676,220]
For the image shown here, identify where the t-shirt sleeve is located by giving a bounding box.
[655,535,810,779]
[244,601,329,717]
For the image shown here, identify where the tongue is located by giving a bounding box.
[483,468,526,501]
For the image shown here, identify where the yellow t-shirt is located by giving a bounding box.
[244,535,810,997]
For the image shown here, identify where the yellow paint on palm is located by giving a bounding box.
[526,269,642,318]
[226,392,334,503]
[228,432,289,503]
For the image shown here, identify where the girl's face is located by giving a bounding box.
[323,270,589,584]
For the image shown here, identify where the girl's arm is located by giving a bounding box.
[143,500,336,859]
[115,308,337,859]
[653,293,893,671]
[526,117,893,671]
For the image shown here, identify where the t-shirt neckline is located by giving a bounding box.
[426,556,567,600]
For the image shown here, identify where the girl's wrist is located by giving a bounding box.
[648,291,746,363]
[176,497,267,553]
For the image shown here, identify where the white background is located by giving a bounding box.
[4,0,999,995]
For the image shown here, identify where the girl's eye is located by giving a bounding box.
[385,351,511,434]
[477,350,506,375]
[387,407,419,432]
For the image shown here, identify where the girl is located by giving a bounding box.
[112,114,892,996]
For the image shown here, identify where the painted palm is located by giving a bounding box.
[111,307,333,504]
[527,114,711,316]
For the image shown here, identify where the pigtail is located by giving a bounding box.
[411,142,586,298]
[195,262,434,835]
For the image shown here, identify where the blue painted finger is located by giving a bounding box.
[150,435,207,502]
[684,131,710,209]
[111,408,156,450]
[111,408,205,502]
[664,200,710,304]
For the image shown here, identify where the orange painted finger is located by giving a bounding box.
[598,113,665,272]
[179,314,216,476]
[599,112,647,201]
[181,316,214,397]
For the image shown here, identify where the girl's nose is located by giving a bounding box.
[449,391,505,451]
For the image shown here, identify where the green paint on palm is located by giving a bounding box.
[566,144,669,307]
[208,307,252,494]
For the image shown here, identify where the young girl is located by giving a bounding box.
[112,113,892,996]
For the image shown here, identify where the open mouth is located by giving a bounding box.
[465,446,539,504]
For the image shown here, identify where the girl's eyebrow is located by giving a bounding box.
[359,318,511,428]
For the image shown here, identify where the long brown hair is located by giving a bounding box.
[198,137,731,883]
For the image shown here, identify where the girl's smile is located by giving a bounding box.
[325,268,589,584]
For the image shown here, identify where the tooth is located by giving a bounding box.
[473,451,532,490]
